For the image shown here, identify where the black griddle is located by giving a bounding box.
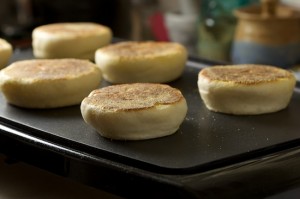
[1,48,300,198]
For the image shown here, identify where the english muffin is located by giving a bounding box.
[95,41,187,83]
[0,38,13,69]
[32,22,112,60]
[81,83,188,140]
[0,59,101,108]
[198,64,296,115]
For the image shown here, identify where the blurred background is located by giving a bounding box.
[0,0,299,62]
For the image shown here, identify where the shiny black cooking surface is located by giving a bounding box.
[0,48,300,174]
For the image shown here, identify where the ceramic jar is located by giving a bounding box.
[231,0,300,68]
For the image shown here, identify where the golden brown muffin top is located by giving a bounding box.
[2,59,98,80]
[33,22,111,36]
[83,83,185,112]
[96,41,186,57]
[199,64,295,85]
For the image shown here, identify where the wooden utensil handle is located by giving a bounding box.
[261,0,278,17]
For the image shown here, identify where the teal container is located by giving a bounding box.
[198,0,259,61]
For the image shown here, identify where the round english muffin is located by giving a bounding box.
[32,22,112,60]
[198,64,296,115]
[0,38,13,69]
[94,41,187,84]
[81,83,188,140]
[0,59,101,108]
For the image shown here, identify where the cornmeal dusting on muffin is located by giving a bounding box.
[200,65,294,85]
[3,59,95,79]
[98,41,183,57]
[84,83,184,111]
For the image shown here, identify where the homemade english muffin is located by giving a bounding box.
[198,64,296,115]
[0,38,13,69]
[95,41,187,83]
[32,22,112,60]
[81,83,188,140]
[0,59,101,108]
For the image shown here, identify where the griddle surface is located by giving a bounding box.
[1,49,300,174]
